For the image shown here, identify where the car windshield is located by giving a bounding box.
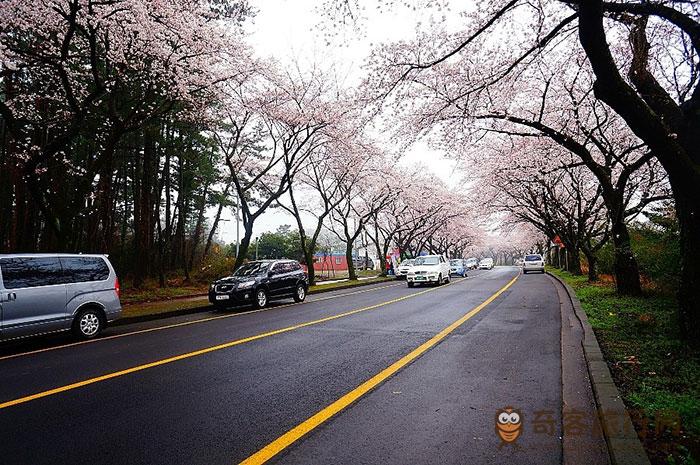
[233,262,269,277]
[450,259,462,265]
[415,256,439,266]
[480,258,492,263]
[525,255,542,261]
[400,260,414,267]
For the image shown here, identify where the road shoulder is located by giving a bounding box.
[550,272,650,465]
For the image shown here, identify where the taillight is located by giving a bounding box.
[115,277,121,299]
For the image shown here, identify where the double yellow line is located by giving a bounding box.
[0,280,459,410]
[239,274,519,465]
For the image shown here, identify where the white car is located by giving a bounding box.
[406,255,451,287]
[478,257,494,270]
[522,254,545,274]
[396,259,416,279]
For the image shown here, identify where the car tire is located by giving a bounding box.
[72,307,105,340]
[407,282,414,288]
[293,283,307,302]
[436,274,443,286]
[444,274,450,284]
[253,288,268,309]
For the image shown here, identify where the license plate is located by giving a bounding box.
[215,295,230,300]
[415,276,426,281]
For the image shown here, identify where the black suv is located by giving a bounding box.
[208,259,308,309]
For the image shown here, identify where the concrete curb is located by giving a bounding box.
[115,277,394,327]
[548,272,651,465]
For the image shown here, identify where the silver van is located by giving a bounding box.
[0,254,122,341]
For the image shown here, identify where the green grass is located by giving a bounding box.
[549,268,700,465]
[120,284,209,305]
[308,276,392,293]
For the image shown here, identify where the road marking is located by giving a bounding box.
[238,274,519,465]
[0,282,406,362]
[0,279,468,410]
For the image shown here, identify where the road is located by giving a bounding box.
[0,267,608,465]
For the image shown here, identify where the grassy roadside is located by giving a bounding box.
[549,268,699,465]
[119,276,394,321]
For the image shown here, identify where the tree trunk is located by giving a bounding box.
[346,242,357,281]
[583,249,598,282]
[676,194,700,346]
[304,249,316,286]
[234,223,254,270]
[566,246,582,275]
[610,219,642,295]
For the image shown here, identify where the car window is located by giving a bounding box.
[234,262,269,276]
[525,255,542,261]
[59,257,110,283]
[0,257,64,289]
[415,257,439,265]
[450,259,461,265]
[289,261,301,271]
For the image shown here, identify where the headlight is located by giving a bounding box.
[238,280,256,289]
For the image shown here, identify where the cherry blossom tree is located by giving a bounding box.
[328,145,393,280]
[323,0,700,343]
[213,63,361,269]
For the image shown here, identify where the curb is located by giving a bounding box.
[548,272,651,465]
[115,277,394,327]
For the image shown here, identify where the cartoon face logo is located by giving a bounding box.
[495,407,523,446]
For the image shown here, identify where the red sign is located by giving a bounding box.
[552,236,565,248]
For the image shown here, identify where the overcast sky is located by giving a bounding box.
[215,0,463,244]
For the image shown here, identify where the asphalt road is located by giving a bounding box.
[0,267,606,465]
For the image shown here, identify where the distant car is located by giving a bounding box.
[0,253,122,341]
[353,256,375,270]
[396,259,415,279]
[478,258,494,270]
[449,259,469,277]
[406,255,451,287]
[522,254,545,274]
[209,259,308,309]
[465,257,479,270]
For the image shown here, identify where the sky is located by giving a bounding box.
[215,0,464,244]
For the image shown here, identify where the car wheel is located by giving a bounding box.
[445,274,450,284]
[293,284,306,302]
[436,274,443,286]
[407,282,414,288]
[253,288,268,309]
[72,307,104,340]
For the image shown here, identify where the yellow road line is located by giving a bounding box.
[0,282,405,362]
[0,280,462,410]
[239,274,519,465]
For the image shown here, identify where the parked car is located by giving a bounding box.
[465,257,479,270]
[478,257,494,270]
[209,259,308,309]
[352,256,375,271]
[406,255,451,287]
[0,254,121,341]
[522,254,545,274]
[395,259,415,279]
[449,259,469,277]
